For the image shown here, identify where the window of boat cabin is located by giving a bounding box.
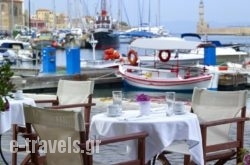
[1,43,24,50]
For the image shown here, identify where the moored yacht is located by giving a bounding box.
[0,39,34,64]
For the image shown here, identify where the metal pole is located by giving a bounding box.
[0,11,2,31]
[11,0,14,37]
[28,0,31,30]
[90,34,98,61]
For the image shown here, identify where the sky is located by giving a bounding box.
[24,0,250,33]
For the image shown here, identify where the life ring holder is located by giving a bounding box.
[159,50,171,62]
[127,49,138,66]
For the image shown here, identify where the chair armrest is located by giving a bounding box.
[35,99,58,104]
[98,131,148,145]
[23,93,58,104]
[79,131,148,148]
[200,117,250,129]
[45,103,96,109]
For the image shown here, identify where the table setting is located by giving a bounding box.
[90,91,204,164]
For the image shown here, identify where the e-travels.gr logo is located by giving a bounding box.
[10,137,101,155]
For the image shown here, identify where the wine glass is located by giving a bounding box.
[165,92,175,116]
[112,91,123,107]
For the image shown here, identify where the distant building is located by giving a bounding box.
[0,0,23,32]
[35,9,67,30]
[0,0,68,32]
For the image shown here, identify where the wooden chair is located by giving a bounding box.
[23,105,148,165]
[154,88,249,165]
[12,80,95,165]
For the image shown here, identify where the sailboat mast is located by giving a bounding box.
[101,0,107,16]
[53,0,56,29]
[11,0,14,36]
[158,0,161,26]
[67,0,71,28]
[148,0,151,29]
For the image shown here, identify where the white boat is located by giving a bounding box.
[118,64,212,91]
[124,36,249,67]
[181,33,249,64]
[118,37,213,91]
[0,39,34,64]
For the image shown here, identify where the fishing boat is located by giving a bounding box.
[84,0,119,50]
[118,37,213,91]
[31,30,54,50]
[118,65,212,91]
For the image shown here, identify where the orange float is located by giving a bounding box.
[103,48,120,60]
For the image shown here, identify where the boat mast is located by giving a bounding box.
[11,0,14,37]
[148,0,151,31]
[28,0,31,31]
[53,0,56,30]
[158,0,161,26]
[67,0,71,28]
[101,0,107,16]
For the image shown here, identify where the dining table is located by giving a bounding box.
[0,97,35,165]
[90,108,204,165]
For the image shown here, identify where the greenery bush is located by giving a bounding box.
[0,62,15,111]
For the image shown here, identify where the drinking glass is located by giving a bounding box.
[165,92,175,116]
[112,91,123,108]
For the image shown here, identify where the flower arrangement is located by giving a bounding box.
[136,94,151,115]
[238,148,250,165]
[136,93,150,102]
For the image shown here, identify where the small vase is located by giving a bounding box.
[139,101,151,116]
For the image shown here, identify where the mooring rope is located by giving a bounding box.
[89,70,118,80]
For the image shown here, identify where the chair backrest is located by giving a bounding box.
[191,87,248,146]
[56,79,94,106]
[24,105,86,165]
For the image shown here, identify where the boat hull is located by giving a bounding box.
[119,65,212,91]
[85,32,120,50]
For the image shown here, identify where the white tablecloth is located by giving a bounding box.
[0,97,36,134]
[90,110,204,165]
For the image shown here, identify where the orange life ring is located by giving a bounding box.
[159,50,171,62]
[127,49,138,66]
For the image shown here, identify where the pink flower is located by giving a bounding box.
[244,154,250,165]
[136,94,150,102]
